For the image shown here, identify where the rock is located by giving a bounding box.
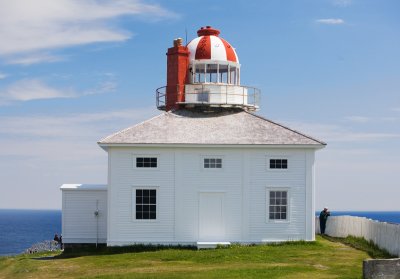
[24,240,61,254]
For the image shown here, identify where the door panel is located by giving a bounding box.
[199,193,224,241]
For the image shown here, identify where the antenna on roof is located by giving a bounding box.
[185,27,187,45]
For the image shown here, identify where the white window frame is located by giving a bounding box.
[133,154,159,170]
[132,186,159,222]
[266,187,290,223]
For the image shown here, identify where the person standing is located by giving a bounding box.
[59,235,63,249]
[53,233,59,243]
[319,207,330,235]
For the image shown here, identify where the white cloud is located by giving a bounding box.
[6,52,65,65]
[316,147,400,211]
[0,107,158,139]
[0,0,176,56]
[0,72,7,79]
[0,74,120,104]
[84,81,117,96]
[282,121,400,143]
[332,0,352,7]
[316,18,345,25]
[344,116,370,123]
[380,117,398,122]
[0,79,75,103]
[0,107,159,209]
[344,115,399,124]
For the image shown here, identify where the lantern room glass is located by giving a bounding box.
[190,61,240,85]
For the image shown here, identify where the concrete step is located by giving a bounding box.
[196,241,231,249]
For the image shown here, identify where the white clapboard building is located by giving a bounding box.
[61,26,325,248]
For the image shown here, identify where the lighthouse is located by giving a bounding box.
[61,26,325,248]
[157,26,260,112]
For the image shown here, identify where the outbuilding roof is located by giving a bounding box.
[60,184,107,191]
[98,110,326,147]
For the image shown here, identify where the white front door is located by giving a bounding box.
[199,193,225,241]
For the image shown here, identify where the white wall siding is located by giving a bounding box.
[108,147,175,245]
[305,151,316,240]
[248,149,309,241]
[175,149,244,242]
[107,146,316,245]
[62,189,107,243]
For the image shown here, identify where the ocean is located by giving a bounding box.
[324,211,400,224]
[0,209,399,256]
[0,209,61,256]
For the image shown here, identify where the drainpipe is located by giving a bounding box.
[94,200,99,248]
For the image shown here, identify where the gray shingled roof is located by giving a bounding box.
[98,110,325,146]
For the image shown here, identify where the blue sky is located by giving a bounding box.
[0,0,399,210]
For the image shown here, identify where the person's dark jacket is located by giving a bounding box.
[319,210,330,223]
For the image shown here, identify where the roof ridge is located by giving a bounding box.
[244,111,326,145]
[98,112,167,143]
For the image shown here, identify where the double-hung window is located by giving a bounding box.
[268,190,288,221]
[135,189,156,220]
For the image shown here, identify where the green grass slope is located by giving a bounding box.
[0,236,374,279]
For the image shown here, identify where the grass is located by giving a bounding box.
[0,236,387,279]
[322,235,394,259]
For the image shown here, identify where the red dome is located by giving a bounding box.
[187,26,239,63]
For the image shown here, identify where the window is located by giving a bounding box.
[190,62,240,85]
[204,158,222,168]
[207,63,218,83]
[269,190,288,220]
[136,157,157,168]
[135,189,156,219]
[229,66,237,84]
[269,159,288,169]
[219,64,228,83]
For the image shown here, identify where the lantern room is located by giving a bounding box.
[156,26,260,111]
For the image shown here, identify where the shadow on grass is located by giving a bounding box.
[50,244,197,259]
[32,256,58,261]
[321,234,394,259]
[34,240,323,260]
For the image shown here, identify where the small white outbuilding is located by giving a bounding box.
[60,184,107,245]
[61,26,325,248]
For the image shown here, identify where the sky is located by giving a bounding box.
[0,0,399,211]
